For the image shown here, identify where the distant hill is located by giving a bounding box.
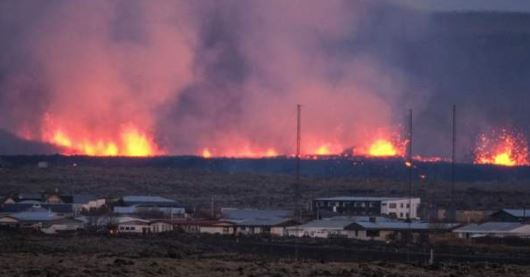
[0,129,59,155]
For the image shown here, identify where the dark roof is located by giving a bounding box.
[497,209,530,218]
[170,219,235,226]
[0,203,73,214]
[314,196,419,202]
[11,209,62,222]
[221,208,295,227]
[349,221,459,231]
[454,222,525,233]
[121,195,181,207]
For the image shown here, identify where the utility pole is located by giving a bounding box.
[294,104,302,262]
[408,109,413,221]
[450,105,456,222]
[406,109,413,263]
[295,104,302,220]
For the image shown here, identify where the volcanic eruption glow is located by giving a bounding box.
[474,130,529,167]
[367,139,399,157]
[45,125,162,157]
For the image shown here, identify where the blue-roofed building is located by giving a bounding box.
[287,216,458,241]
[113,195,185,216]
[0,203,73,216]
[8,207,64,229]
[221,208,297,236]
[121,196,177,206]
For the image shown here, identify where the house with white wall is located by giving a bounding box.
[453,222,530,239]
[313,196,421,219]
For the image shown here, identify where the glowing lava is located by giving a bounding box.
[46,125,162,157]
[474,130,529,167]
[202,148,212,158]
[315,144,332,155]
[368,139,398,157]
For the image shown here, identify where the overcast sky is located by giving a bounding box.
[398,0,530,12]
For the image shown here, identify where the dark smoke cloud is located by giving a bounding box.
[0,0,529,161]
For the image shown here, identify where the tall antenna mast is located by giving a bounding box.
[406,109,413,263]
[408,109,413,221]
[450,104,456,222]
[294,104,302,262]
[295,104,302,219]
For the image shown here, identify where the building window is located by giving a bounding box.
[367,230,380,237]
[406,204,410,208]
[389,203,396,209]
[400,203,404,208]
[400,213,403,218]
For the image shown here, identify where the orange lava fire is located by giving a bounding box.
[358,135,406,158]
[474,130,529,167]
[45,125,163,157]
[367,139,399,157]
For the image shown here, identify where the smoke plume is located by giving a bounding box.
[0,0,529,160]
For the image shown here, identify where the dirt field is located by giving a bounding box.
[2,165,530,211]
[1,232,530,277]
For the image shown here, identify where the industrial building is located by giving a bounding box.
[312,196,421,219]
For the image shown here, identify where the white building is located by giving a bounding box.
[453,222,530,239]
[313,196,421,219]
[287,216,457,241]
[113,216,150,234]
[286,217,361,238]
[41,218,85,234]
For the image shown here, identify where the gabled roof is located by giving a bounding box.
[454,222,526,233]
[221,208,294,227]
[0,215,19,222]
[291,216,457,231]
[350,221,458,231]
[0,203,73,214]
[122,196,176,203]
[11,210,63,222]
[314,196,419,202]
[114,216,150,224]
[497,209,530,218]
[231,217,294,227]
[121,196,181,208]
[292,219,356,229]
